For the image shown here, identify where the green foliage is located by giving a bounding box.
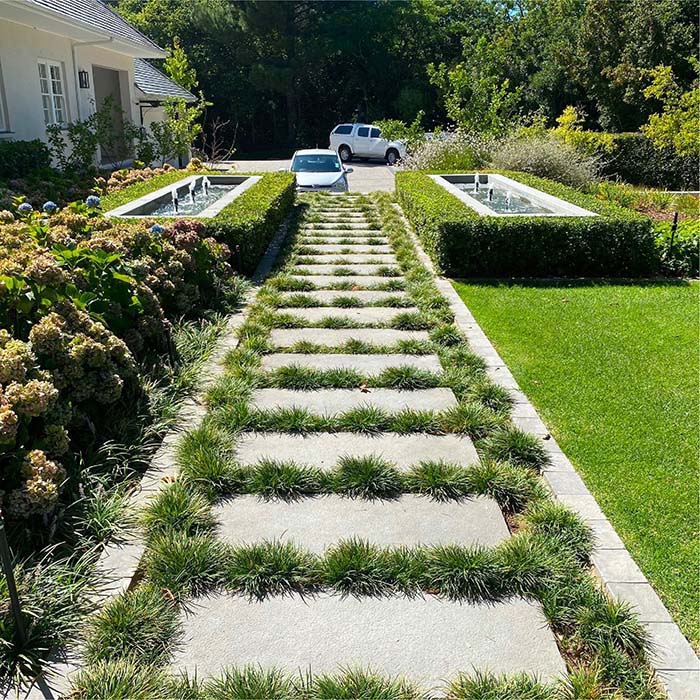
[642,64,700,156]
[0,140,51,180]
[141,480,216,540]
[655,219,700,277]
[447,670,556,700]
[396,171,658,277]
[164,36,198,91]
[70,659,168,699]
[206,172,295,274]
[83,584,180,665]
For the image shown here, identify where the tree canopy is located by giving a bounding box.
[116,0,699,152]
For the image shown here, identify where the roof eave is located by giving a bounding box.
[6,0,165,58]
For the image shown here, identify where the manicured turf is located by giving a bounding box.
[453,279,699,649]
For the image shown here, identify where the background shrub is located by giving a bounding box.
[402,131,492,172]
[0,140,51,180]
[490,135,601,189]
[396,171,657,277]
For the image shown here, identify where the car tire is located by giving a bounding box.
[338,145,352,162]
[385,149,399,166]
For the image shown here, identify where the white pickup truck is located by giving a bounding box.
[329,123,407,165]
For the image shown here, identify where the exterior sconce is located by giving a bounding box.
[78,70,90,89]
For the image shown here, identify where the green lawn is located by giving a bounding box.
[453,279,699,648]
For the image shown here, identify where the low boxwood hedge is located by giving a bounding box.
[396,171,657,277]
[101,170,296,276]
[205,172,295,274]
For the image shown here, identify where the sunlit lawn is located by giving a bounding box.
[453,279,699,648]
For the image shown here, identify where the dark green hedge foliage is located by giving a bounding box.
[206,172,296,274]
[601,133,699,191]
[396,171,657,277]
[0,139,52,180]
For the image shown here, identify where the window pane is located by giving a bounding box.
[370,128,381,138]
[334,125,352,135]
[38,64,49,95]
[50,66,63,95]
[357,127,369,137]
[53,95,65,123]
[42,95,52,124]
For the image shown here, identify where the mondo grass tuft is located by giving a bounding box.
[464,460,547,513]
[225,541,319,600]
[337,405,393,434]
[440,403,504,438]
[70,659,168,700]
[332,455,404,499]
[248,459,326,500]
[144,532,227,598]
[405,461,473,501]
[375,366,440,390]
[141,480,216,540]
[390,311,432,331]
[446,670,557,700]
[202,665,299,700]
[311,667,422,700]
[422,544,502,602]
[177,425,246,497]
[321,538,399,597]
[524,501,595,563]
[83,584,180,666]
[482,427,550,471]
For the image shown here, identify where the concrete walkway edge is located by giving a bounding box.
[393,203,700,700]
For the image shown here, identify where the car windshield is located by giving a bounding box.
[291,154,341,172]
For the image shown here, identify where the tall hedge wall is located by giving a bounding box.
[396,171,657,277]
[205,172,295,274]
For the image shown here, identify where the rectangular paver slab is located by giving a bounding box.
[233,432,479,469]
[279,290,408,304]
[292,275,405,288]
[270,328,427,348]
[296,255,398,265]
[278,307,418,324]
[292,265,400,276]
[262,353,442,373]
[297,245,393,254]
[215,494,509,552]
[171,594,567,687]
[250,387,456,413]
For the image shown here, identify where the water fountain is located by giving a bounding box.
[171,188,179,213]
[202,176,211,196]
[189,180,197,204]
[473,173,480,193]
[487,186,494,203]
[505,190,512,211]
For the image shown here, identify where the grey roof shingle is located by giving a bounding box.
[134,59,196,101]
[23,0,162,53]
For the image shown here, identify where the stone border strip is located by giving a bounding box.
[393,204,699,700]
[15,218,292,700]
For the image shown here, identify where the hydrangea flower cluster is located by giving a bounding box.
[99,164,174,195]
[0,330,68,517]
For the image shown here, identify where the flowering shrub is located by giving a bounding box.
[96,164,175,196]
[0,330,68,517]
[0,198,243,521]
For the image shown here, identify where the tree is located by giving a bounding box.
[642,63,700,156]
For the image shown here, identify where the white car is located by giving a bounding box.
[288,149,353,193]
[329,123,407,165]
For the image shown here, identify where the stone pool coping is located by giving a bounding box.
[430,173,598,217]
[104,174,261,218]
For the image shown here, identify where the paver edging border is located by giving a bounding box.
[392,202,699,700]
[13,216,293,700]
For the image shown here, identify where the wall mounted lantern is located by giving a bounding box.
[78,70,90,89]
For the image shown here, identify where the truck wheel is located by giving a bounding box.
[338,145,352,162]
[386,148,399,165]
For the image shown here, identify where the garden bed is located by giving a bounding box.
[396,170,656,277]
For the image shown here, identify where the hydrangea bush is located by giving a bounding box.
[0,200,240,521]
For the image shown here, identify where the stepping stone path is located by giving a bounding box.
[171,194,567,691]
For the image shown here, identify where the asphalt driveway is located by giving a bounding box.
[216,159,396,193]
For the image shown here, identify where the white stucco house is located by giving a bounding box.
[0,0,195,165]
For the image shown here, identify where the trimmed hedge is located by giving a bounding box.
[205,172,295,274]
[396,171,657,277]
[0,139,52,179]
